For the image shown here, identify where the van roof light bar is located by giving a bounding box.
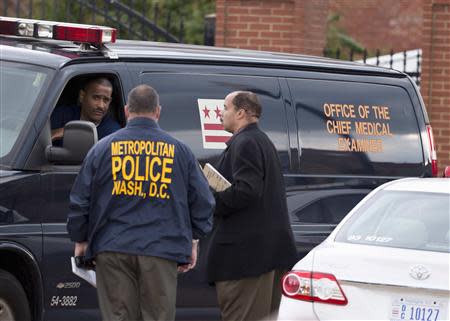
[0,17,116,46]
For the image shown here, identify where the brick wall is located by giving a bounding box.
[215,0,328,55]
[421,0,450,173]
[215,0,449,172]
[328,0,423,52]
[216,0,422,55]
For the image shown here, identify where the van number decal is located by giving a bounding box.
[323,103,393,153]
[197,99,232,149]
[50,295,78,307]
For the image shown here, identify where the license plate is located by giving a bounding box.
[391,297,447,321]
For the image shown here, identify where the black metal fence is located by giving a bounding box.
[325,48,422,86]
[1,0,215,44]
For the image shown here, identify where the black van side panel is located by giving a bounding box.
[138,71,288,317]
[140,72,289,169]
[122,62,429,319]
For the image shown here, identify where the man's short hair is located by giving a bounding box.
[127,85,160,114]
[82,77,113,91]
[232,91,262,118]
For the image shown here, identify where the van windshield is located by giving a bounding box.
[0,61,51,159]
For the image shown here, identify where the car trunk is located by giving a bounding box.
[311,242,449,321]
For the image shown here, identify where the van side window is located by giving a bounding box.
[292,193,365,224]
[140,73,289,170]
[51,74,125,146]
[288,79,423,176]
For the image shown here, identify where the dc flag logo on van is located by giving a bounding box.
[197,99,232,149]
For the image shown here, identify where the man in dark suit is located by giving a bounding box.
[206,91,298,321]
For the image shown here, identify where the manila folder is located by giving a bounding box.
[202,163,231,192]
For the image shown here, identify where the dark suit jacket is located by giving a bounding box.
[206,123,298,282]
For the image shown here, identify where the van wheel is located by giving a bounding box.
[0,270,31,321]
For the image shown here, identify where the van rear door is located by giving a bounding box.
[284,74,428,257]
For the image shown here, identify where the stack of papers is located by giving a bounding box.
[202,163,231,192]
[71,257,96,287]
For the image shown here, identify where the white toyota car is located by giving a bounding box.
[278,178,450,321]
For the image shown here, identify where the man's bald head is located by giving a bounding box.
[127,85,160,114]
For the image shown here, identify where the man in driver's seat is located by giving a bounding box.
[51,77,121,145]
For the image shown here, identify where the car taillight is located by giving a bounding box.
[281,271,348,305]
[426,125,438,177]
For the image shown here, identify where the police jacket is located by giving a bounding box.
[67,117,215,264]
[206,123,297,282]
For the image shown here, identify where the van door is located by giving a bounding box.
[139,71,289,318]
[39,66,127,321]
[285,76,425,257]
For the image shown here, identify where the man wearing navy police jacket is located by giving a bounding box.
[67,85,215,321]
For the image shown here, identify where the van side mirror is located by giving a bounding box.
[45,121,98,164]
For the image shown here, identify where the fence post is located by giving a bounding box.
[115,6,121,38]
[416,50,421,73]
[15,0,19,17]
[389,49,394,69]
[349,48,354,61]
[166,10,172,35]
[65,1,71,22]
[28,0,32,18]
[376,49,380,66]
[92,1,96,24]
[363,49,367,63]
[336,48,340,59]
[142,0,149,39]
[104,1,110,26]
[416,49,421,86]
[78,3,83,23]
[127,7,132,38]
[179,17,184,43]
[204,13,215,46]
[153,3,159,41]
[53,0,58,20]
[404,51,408,72]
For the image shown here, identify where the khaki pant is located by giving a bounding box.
[96,252,177,321]
[215,269,284,321]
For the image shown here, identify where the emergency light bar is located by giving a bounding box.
[0,17,116,46]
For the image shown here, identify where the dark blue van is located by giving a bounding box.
[0,17,437,321]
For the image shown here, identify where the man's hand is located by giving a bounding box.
[177,240,199,273]
[74,242,88,257]
[51,127,64,141]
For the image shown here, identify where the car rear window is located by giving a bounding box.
[335,190,450,253]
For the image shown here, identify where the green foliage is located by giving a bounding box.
[146,0,215,44]
[324,12,365,60]
[27,0,215,44]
